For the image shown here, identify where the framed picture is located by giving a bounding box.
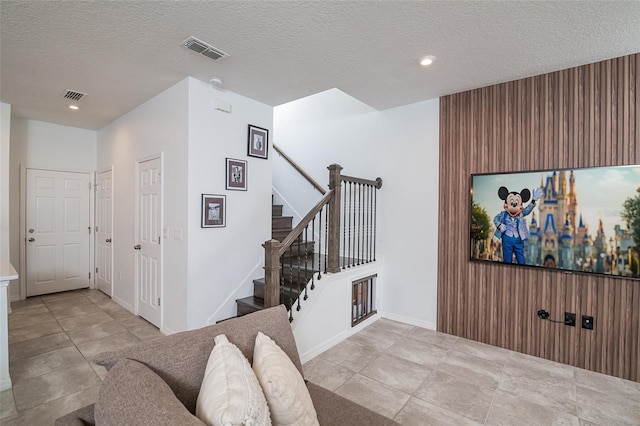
[226,158,247,191]
[201,194,226,228]
[247,124,269,159]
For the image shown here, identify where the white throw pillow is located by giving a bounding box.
[252,332,319,426]
[196,334,271,426]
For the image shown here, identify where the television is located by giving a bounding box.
[470,165,640,280]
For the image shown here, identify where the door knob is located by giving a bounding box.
[134,244,141,250]
[28,228,35,233]
[106,238,112,243]
[28,238,35,242]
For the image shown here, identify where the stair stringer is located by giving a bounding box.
[206,258,264,325]
[291,259,384,364]
[272,186,304,225]
[272,186,323,251]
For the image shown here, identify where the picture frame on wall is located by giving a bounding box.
[247,124,269,159]
[201,194,226,228]
[226,158,247,191]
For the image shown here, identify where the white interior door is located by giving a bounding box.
[26,169,91,296]
[136,157,162,327]
[96,169,113,296]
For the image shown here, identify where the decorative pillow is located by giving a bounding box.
[95,358,205,425]
[253,332,319,426]
[196,334,271,426]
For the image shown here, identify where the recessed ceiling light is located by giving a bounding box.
[419,55,436,66]
[69,105,79,110]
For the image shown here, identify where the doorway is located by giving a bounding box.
[26,169,91,296]
[95,168,113,296]
[135,156,163,328]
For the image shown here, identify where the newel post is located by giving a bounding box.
[327,164,343,273]
[263,239,282,308]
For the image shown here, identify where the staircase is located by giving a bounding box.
[235,203,317,317]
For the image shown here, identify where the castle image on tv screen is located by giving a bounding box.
[470,165,640,279]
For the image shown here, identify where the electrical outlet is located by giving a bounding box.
[564,312,576,327]
[582,315,594,330]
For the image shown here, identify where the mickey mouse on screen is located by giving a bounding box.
[493,186,543,264]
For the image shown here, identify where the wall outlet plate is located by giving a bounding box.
[582,315,594,330]
[564,312,576,327]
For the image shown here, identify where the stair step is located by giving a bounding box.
[253,277,307,302]
[237,201,319,319]
[236,296,265,316]
[281,241,315,258]
[253,277,266,300]
[272,228,297,242]
[272,216,293,229]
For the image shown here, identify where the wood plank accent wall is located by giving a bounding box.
[438,53,640,382]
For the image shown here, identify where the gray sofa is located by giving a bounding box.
[55,305,399,425]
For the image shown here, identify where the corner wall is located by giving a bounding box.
[9,118,97,300]
[97,79,189,333]
[438,54,640,381]
[274,89,440,329]
[0,103,11,261]
[186,79,273,329]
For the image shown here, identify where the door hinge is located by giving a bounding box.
[88,182,92,190]
[157,297,160,305]
[158,236,161,244]
[95,267,98,273]
[89,272,91,279]
[88,226,91,234]
[95,226,98,232]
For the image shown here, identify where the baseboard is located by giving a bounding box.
[206,259,263,325]
[0,377,12,392]
[298,313,380,364]
[161,326,176,336]
[111,295,135,314]
[379,310,436,330]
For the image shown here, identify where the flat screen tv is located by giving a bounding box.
[470,165,640,279]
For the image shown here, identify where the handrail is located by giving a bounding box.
[273,144,327,195]
[264,163,382,319]
[278,189,334,256]
[341,174,383,189]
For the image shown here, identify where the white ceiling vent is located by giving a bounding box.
[183,36,229,61]
[63,90,86,101]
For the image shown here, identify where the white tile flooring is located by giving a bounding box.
[305,318,640,425]
[2,289,640,425]
[2,289,162,425]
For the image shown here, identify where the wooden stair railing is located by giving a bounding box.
[263,187,335,309]
[236,155,382,322]
[263,164,382,321]
[274,144,327,195]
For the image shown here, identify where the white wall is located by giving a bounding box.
[97,79,189,333]
[186,79,273,329]
[9,118,97,300]
[274,89,439,329]
[97,77,273,333]
[1,104,11,262]
[292,262,383,363]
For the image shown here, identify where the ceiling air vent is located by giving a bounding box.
[183,36,229,60]
[63,90,86,101]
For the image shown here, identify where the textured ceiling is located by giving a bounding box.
[1,1,639,130]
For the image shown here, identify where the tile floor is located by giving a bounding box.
[2,290,640,425]
[304,319,640,425]
[1,289,163,425]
